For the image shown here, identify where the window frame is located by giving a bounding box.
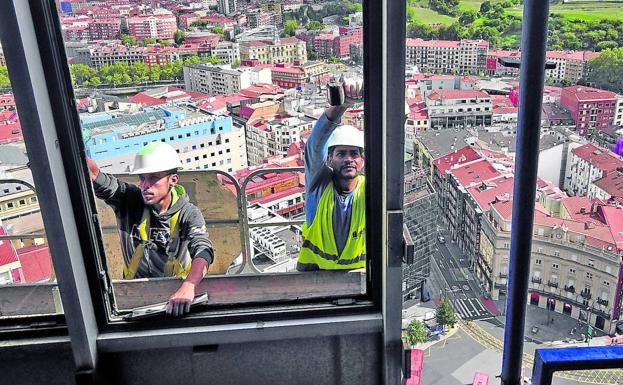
[1,0,403,348]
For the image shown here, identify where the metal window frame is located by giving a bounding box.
[2,0,406,382]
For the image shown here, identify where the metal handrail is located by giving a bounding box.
[1,167,308,276]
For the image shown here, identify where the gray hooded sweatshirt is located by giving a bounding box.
[93,172,214,278]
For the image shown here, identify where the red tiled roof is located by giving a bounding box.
[0,227,18,266]
[253,185,304,205]
[468,175,515,211]
[433,146,481,174]
[427,89,490,100]
[17,244,53,283]
[593,171,623,197]
[562,86,617,102]
[452,159,502,187]
[600,205,623,251]
[572,143,623,173]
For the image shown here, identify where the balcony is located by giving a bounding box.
[531,277,542,284]
[547,281,558,288]
[499,272,508,278]
[580,291,592,300]
[564,285,575,293]
[597,298,609,307]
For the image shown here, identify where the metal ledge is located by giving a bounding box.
[97,313,383,352]
[532,346,623,385]
[1,271,367,317]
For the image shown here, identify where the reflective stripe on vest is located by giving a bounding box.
[297,176,366,271]
[123,208,190,279]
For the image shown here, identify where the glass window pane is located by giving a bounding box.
[404,1,623,383]
[53,0,367,314]
[0,42,63,318]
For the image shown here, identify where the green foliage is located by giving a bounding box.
[120,34,136,47]
[306,20,323,32]
[190,20,209,28]
[231,59,241,68]
[429,0,459,17]
[436,297,456,328]
[157,39,171,46]
[211,26,224,35]
[0,66,11,89]
[326,56,341,64]
[458,10,477,26]
[284,20,298,36]
[174,30,186,45]
[405,319,429,346]
[70,64,97,85]
[343,1,362,13]
[589,47,623,94]
[141,37,157,46]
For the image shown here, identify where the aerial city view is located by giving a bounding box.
[1,0,623,384]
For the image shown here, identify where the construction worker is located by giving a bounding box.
[86,142,214,316]
[296,84,365,271]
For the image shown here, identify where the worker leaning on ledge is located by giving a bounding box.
[86,142,214,316]
[297,82,366,271]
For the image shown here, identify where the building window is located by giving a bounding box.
[535,259,542,265]
[586,272,593,280]
[552,263,559,269]
[587,259,594,267]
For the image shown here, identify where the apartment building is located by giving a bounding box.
[614,95,623,128]
[78,43,147,70]
[406,38,488,75]
[566,143,623,196]
[183,64,271,95]
[560,86,617,135]
[486,50,599,81]
[425,89,492,129]
[588,169,623,202]
[270,61,328,89]
[247,9,277,28]
[83,105,248,174]
[245,115,314,165]
[480,195,623,334]
[127,10,177,42]
[0,44,5,66]
[402,164,437,300]
[211,42,240,65]
[239,37,306,65]
[217,0,237,15]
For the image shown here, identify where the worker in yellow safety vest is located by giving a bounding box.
[86,142,214,316]
[297,83,366,271]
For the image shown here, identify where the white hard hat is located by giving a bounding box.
[130,142,183,175]
[326,125,364,150]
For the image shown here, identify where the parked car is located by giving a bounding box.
[437,235,445,244]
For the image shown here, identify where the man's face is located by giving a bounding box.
[138,171,178,205]
[327,145,365,180]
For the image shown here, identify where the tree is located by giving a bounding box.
[0,66,11,89]
[202,56,220,65]
[211,26,224,35]
[70,63,97,85]
[231,59,241,67]
[141,37,157,46]
[284,20,298,37]
[120,34,136,47]
[157,39,171,46]
[174,30,186,45]
[459,11,477,26]
[129,62,150,82]
[306,20,323,32]
[436,297,456,329]
[405,319,429,346]
[190,20,209,28]
[589,47,623,94]
[479,0,493,14]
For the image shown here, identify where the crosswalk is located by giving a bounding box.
[450,297,492,321]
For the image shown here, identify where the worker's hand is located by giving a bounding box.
[85,156,100,182]
[166,281,195,317]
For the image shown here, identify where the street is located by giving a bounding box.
[427,232,494,321]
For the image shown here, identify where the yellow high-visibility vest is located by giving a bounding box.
[297,176,366,271]
[123,207,191,279]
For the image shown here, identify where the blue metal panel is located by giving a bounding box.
[532,346,623,385]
